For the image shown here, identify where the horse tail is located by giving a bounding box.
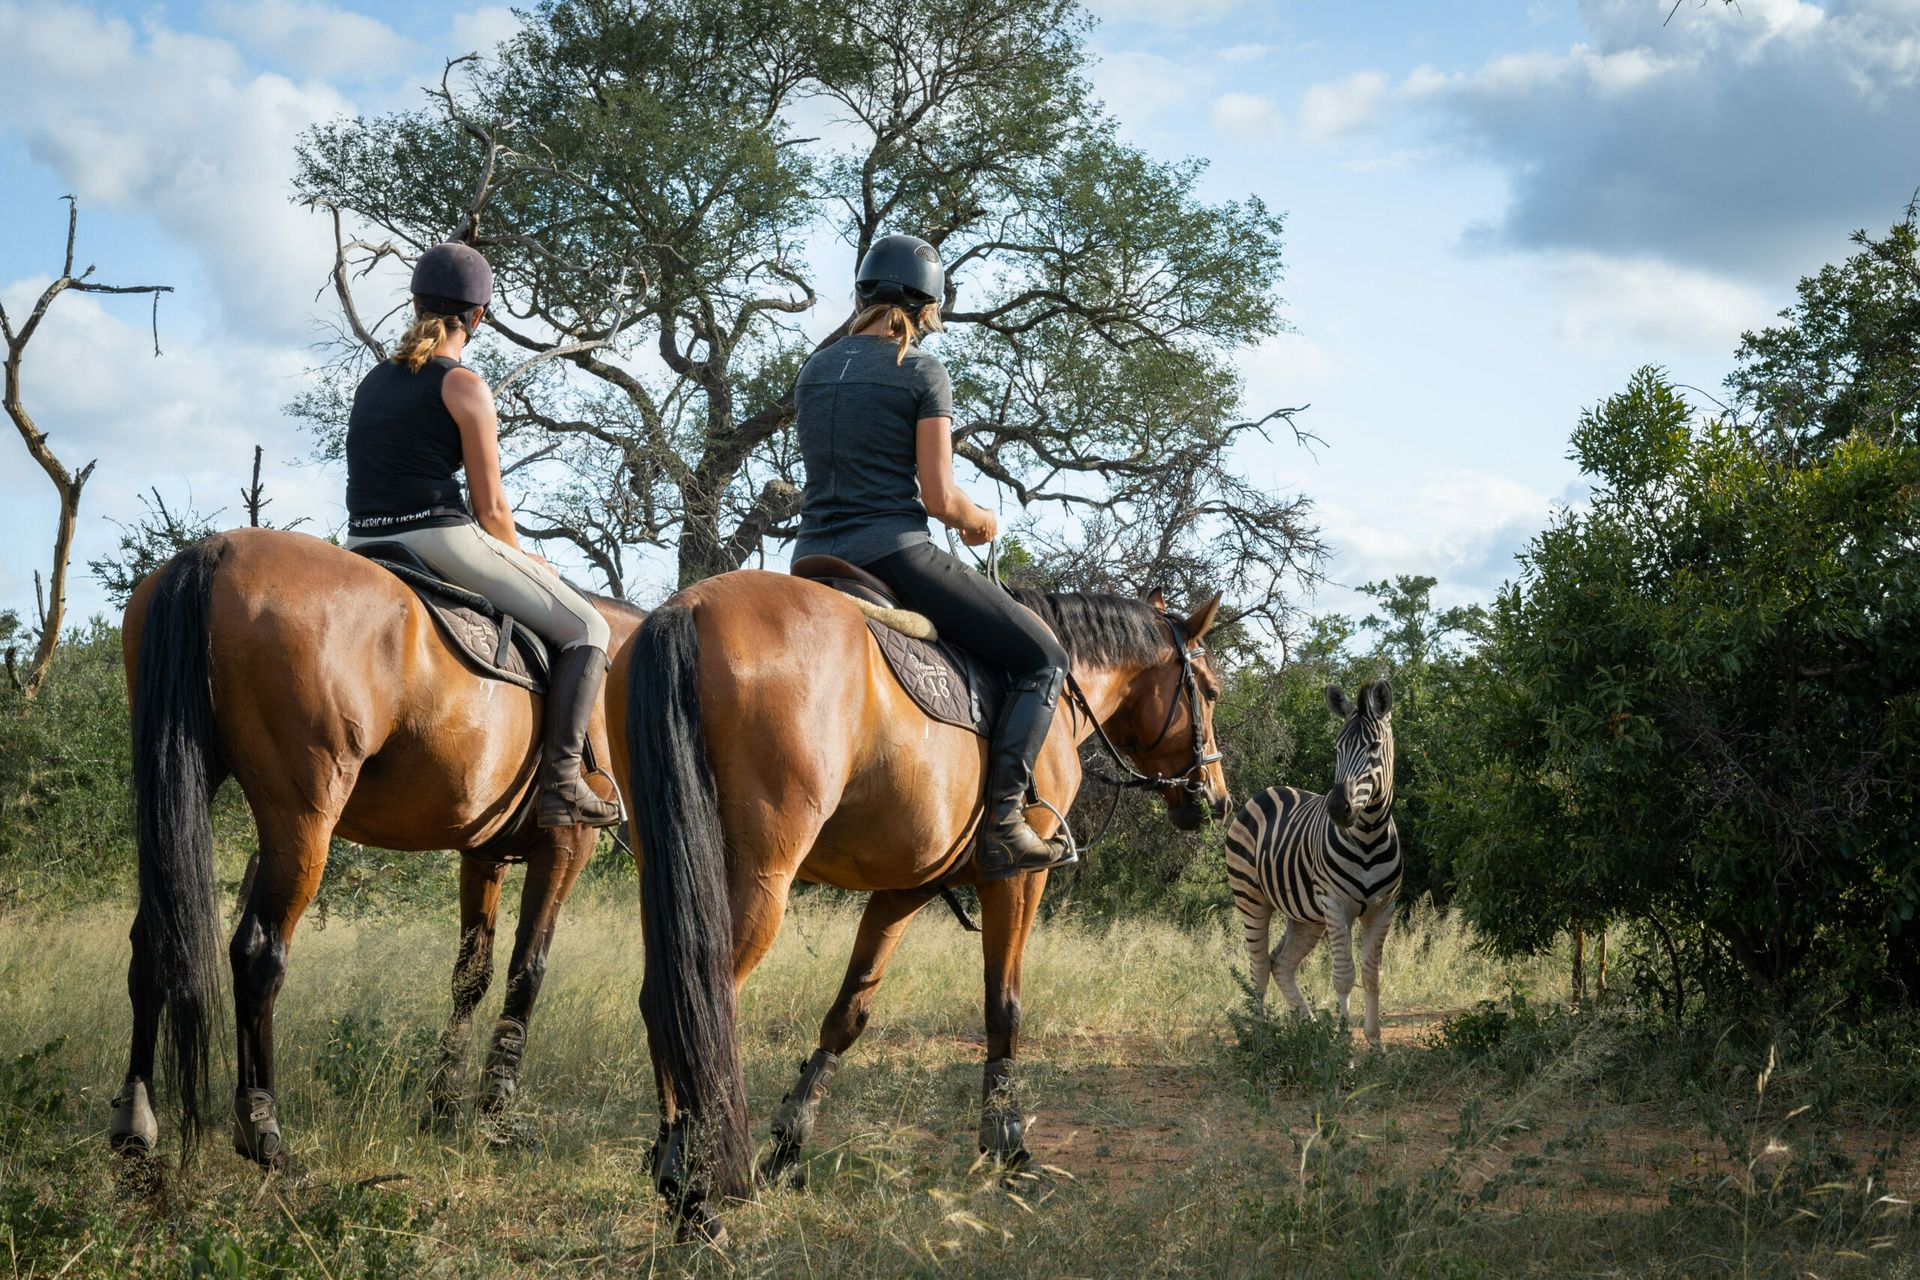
[130,539,228,1141]
[626,602,750,1200]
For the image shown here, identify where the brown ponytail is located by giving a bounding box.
[849,299,942,364]
[390,306,473,373]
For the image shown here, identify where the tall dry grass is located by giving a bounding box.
[3,889,1911,1278]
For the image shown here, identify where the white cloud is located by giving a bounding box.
[0,277,340,616]
[1422,0,1920,277]
[0,2,356,338]
[1209,90,1285,137]
[1080,0,1246,27]
[1315,470,1560,607]
[1089,48,1202,130]
[451,6,526,58]
[206,0,416,81]
[1536,253,1776,353]
[1219,42,1276,64]
[1298,71,1389,142]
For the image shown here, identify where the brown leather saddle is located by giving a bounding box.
[791,554,1002,737]
[352,541,551,694]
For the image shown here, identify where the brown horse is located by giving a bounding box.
[618,569,1229,1236]
[110,528,643,1166]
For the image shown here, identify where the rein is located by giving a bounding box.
[1065,613,1221,798]
[946,528,1220,847]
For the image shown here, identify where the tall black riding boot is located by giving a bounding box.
[536,645,623,829]
[975,668,1077,882]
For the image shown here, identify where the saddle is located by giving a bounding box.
[352,542,552,694]
[791,555,1003,737]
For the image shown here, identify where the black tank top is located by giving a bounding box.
[344,356,472,531]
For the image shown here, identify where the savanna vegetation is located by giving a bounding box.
[3,1,1919,1274]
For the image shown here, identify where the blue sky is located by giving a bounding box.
[3,0,1916,629]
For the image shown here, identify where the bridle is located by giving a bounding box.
[945,529,1222,826]
[1066,612,1223,799]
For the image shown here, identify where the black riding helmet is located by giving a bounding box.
[411,242,493,334]
[855,234,944,310]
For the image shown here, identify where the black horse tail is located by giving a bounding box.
[626,603,750,1201]
[130,539,228,1142]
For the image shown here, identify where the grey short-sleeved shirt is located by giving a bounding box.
[792,334,955,565]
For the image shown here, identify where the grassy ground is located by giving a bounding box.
[3,885,1915,1277]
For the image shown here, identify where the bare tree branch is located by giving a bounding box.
[2,197,171,698]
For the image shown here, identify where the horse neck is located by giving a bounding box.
[1065,654,1167,743]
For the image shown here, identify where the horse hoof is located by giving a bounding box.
[109,1078,159,1155]
[756,1140,804,1189]
[673,1202,728,1248]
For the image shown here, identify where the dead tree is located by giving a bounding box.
[0,197,171,700]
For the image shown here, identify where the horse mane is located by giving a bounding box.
[1006,588,1170,669]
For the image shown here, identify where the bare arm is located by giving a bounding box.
[443,367,523,549]
[915,418,996,545]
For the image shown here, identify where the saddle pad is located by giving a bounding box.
[355,549,551,693]
[866,618,1002,737]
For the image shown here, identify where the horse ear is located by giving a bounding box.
[1185,591,1224,641]
[1367,678,1393,716]
[1145,585,1168,612]
[1326,684,1355,719]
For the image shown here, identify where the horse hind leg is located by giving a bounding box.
[976,872,1047,1174]
[421,856,507,1131]
[480,828,593,1123]
[110,913,165,1161]
[228,808,335,1170]
[760,888,929,1188]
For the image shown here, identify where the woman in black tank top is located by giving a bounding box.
[342,243,619,831]
[792,234,1074,882]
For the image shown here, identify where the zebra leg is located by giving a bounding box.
[1322,893,1359,1029]
[1236,897,1275,1006]
[1356,894,1396,1051]
[1270,919,1323,1018]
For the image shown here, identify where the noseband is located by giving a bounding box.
[1067,612,1222,798]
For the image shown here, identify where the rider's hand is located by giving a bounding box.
[958,506,997,546]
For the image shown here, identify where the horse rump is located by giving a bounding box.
[625,602,751,1203]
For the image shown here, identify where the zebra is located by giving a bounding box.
[1224,678,1400,1049]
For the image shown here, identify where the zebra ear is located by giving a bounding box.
[1325,684,1355,719]
[1145,585,1168,612]
[1367,679,1393,717]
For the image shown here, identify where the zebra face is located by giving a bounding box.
[1325,679,1393,829]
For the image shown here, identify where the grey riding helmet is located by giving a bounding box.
[411,242,493,332]
[855,234,944,310]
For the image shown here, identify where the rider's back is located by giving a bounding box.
[792,334,953,565]
[345,356,468,524]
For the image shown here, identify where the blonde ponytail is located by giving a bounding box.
[849,299,942,365]
[391,309,470,373]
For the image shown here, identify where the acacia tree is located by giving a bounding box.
[293,0,1318,622]
[1,197,171,699]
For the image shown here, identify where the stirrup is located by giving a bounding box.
[975,826,1077,883]
[536,778,622,829]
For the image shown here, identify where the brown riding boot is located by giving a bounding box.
[975,669,1077,882]
[536,645,623,829]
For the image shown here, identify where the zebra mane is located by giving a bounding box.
[1354,678,1389,717]
[1005,588,1171,669]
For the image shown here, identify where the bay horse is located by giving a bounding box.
[618,569,1229,1237]
[111,528,643,1167]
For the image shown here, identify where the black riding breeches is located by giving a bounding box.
[861,541,1067,677]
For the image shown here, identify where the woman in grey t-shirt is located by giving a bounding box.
[793,234,1074,882]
